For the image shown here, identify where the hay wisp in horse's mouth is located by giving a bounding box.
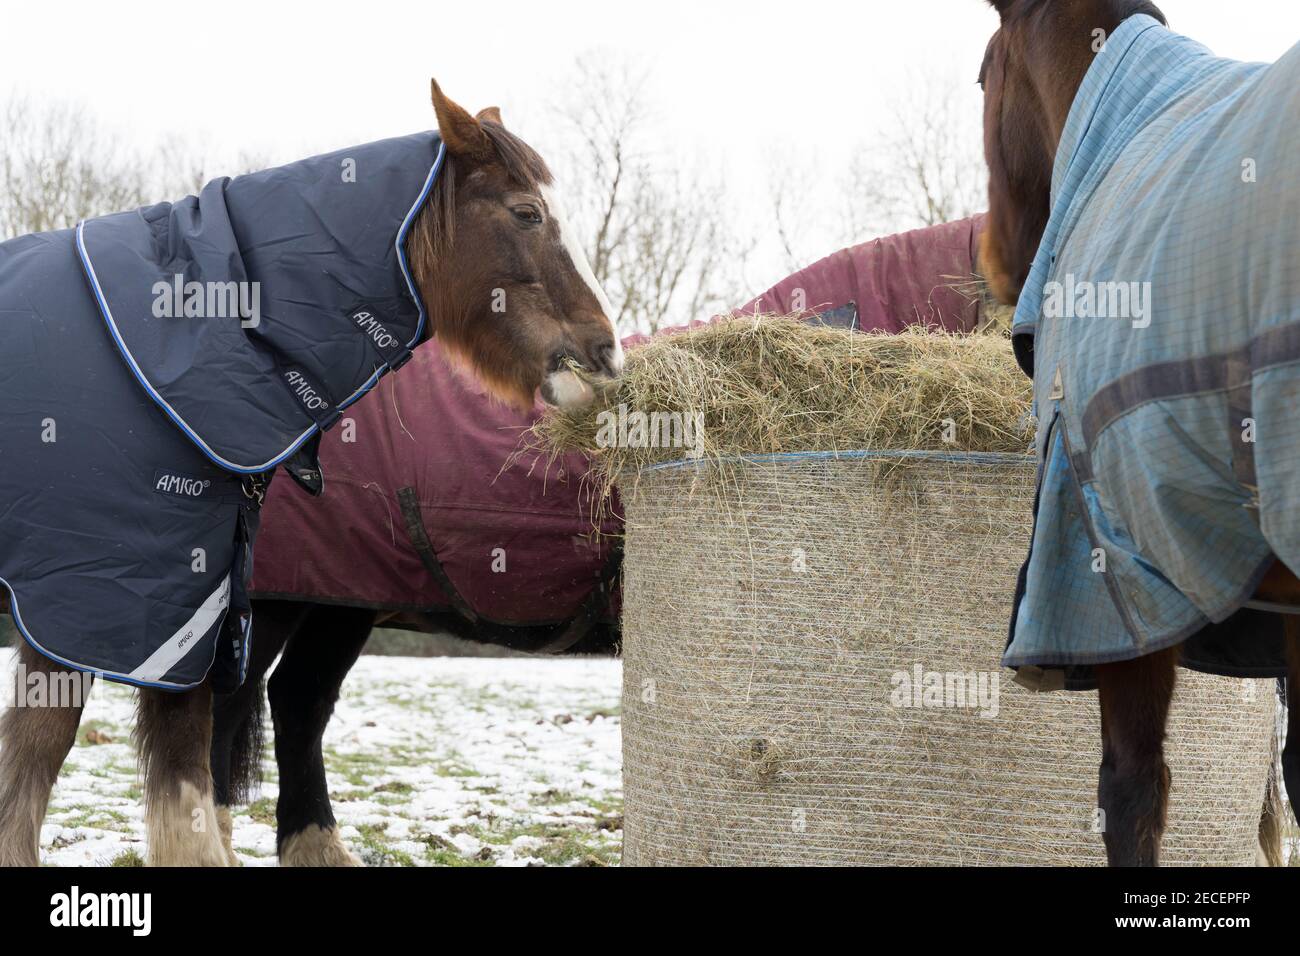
[539,357,621,408]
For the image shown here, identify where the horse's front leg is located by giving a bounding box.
[1095,646,1179,866]
[0,640,89,866]
[210,602,307,866]
[271,605,375,866]
[136,681,229,866]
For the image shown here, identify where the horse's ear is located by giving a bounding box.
[986,0,1016,16]
[476,106,504,127]
[430,79,493,161]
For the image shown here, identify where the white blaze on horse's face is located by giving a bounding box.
[539,182,624,408]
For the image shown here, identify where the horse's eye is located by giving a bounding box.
[512,205,543,225]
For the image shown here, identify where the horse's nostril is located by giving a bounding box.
[596,342,621,376]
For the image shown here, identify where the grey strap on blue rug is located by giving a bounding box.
[0,132,445,691]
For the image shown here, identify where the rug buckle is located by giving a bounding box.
[241,473,269,509]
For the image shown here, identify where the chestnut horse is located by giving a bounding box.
[979,0,1299,865]
[0,81,622,867]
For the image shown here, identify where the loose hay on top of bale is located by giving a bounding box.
[536,316,1278,866]
[535,316,1034,478]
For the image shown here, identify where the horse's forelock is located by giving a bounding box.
[479,122,553,191]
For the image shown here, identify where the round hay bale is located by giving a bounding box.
[620,452,1276,866]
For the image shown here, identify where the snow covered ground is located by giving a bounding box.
[0,650,623,867]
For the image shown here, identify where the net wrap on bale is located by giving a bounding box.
[537,317,1278,866]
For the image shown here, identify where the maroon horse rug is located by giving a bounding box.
[249,335,621,641]
[250,216,992,641]
[732,214,989,330]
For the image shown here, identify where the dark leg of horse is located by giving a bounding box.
[0,641,89,866]
[1095,646,1179,867]
[210,600,314,865]
[136,681,228,866]
[270,605,375,866]
[1281,616,1300,827]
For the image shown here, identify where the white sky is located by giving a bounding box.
[3,0,1296,293]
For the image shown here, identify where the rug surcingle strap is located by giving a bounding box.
[397,486,479,624]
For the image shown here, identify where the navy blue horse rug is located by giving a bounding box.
[0,132,444,691]
[1005,15,1300,688]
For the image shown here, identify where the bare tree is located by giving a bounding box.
[1,96,269,242]
[0,97,152,239]
[765,149,834,275]
[839,71,987,243]
[154,135,271,200]
[551,56,752,335]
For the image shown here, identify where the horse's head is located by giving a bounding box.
[408,81,623,410]
[978,0,1165,305]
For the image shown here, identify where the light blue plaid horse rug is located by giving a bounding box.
[1004,14,1300,688]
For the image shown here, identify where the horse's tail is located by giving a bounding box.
[227,678,267,806]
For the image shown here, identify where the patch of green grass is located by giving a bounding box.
[582,795,625,817]
[354,823,416,867]
[371,780,417,804]
[324,745,448,786]
[536,832,619,867]
[110,849,145,867]
[464,821,619,867]
[57,805,133,832]
[537,789,579,806]
[331,788,372,803]
[325,750,397,787]
[432,760,479,779]
[244,797,277,826]
[419,833,489,867]
[77,719,120,746]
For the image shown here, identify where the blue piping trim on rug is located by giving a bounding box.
[74,139,447,476]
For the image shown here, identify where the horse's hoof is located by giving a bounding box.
[280,825,363,867]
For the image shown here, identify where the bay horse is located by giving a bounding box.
[0,81,623,867]
[980,0,1300,865]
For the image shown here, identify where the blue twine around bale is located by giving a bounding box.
[642,448,1033,473]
